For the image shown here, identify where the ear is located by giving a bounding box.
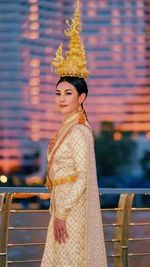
[79,93,86,104]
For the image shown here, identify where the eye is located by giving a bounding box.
[55,92,61,96]
[66,92,72,95]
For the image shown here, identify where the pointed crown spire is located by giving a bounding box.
[51,0,89,79]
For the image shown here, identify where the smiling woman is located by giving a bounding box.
[41,1,107,267]
[55,76,88,119]
[41,76,107,267]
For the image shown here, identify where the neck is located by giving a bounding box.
[63,111,79,120]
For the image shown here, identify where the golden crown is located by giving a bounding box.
[51,0,89,79]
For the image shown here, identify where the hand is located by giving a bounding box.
[53,217,69,244]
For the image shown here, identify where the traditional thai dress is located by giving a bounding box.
[41,112,107,267]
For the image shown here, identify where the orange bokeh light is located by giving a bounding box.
[28,13,39,21]
[113,132,122,141]
[29,5,39,13]
[28,32,39,39]
[30,22,39,30]
[29,78,40,86]
[30,59,40,67]
[31,86,39,95]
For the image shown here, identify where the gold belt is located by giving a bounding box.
[51,175,77,186]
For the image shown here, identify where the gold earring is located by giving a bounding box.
[78,105,86,124]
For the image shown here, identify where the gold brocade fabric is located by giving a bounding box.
[50,175,78,186]
[41,112,108,267]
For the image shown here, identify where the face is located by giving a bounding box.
[55,81,86,117]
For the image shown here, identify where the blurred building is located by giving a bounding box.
[0,0,63,177]
[0,0,150,179]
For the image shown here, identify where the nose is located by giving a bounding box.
[60,94,65,102]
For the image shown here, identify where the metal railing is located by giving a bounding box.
[0,187,150,267]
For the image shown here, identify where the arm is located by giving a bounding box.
[54,126,90,220]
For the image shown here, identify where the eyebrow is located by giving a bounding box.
[56,89,72,92]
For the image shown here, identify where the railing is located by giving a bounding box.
[0,187,150,267]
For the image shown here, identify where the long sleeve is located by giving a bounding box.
[54,126,90,220]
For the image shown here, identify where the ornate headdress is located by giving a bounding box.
[52,0,89,79]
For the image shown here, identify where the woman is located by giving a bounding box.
[41,76,107,267]
[41,1,107,266]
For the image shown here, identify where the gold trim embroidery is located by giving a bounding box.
[51,175,77,186]
[46,123,93,191]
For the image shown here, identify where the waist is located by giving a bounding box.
[51,174,77,186]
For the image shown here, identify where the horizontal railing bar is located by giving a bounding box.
[129,252,150,257]
[12,253,150,265]
[7,255,121,264]
[7,208,150,214]
[105,239,120,242]
[0,187,48,194]
[102,208,122,211]
[8,260,41,264]
[10,209,49,213]
[99,188,150,194]
[94,254,121,258]
[1,187,150,194]
[7,238,150,248]
[8,223,121,230]
[103,223,120,227]
[8,224,120,230]
[0,253,6,256]
[8,242,45,247]
[131,208,150,211]
[8,208,150,213]
[8,224,121,230]
[11,209,121,213]
[130,223,150,226]
[121,238,150,243]
[8,227,47,230]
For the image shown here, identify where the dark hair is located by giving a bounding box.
[56,76,88,101]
